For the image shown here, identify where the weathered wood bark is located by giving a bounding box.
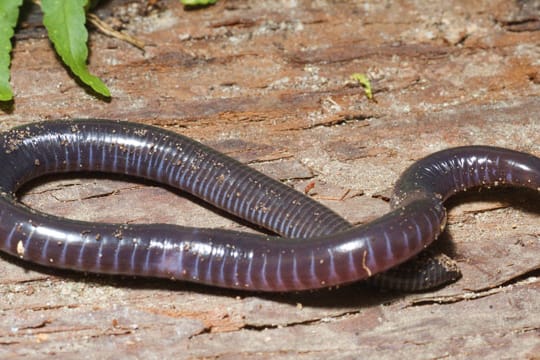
[1,1,539,358]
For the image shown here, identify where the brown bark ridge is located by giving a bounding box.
[1,1,539,358]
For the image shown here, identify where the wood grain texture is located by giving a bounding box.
[1,0,539,358]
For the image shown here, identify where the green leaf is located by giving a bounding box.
[0,0,23,101]
[350,73,373,100]
[181,0,218,6]
[41,0,110,97]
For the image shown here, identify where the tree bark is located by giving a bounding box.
[1,1,539,358]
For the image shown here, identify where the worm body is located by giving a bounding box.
[0,119,538,291]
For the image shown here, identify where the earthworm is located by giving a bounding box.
[0,119,538,292]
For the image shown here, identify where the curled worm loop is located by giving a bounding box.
[0,119,538,292]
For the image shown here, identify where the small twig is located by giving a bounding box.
[339,188,351,201]
[87,13,145,50]
[313,189,353,201]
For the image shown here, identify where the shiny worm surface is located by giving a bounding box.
[0,119,538,292]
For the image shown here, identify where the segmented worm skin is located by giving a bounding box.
[0,119,538,292]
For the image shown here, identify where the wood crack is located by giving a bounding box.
[407,271,540,306]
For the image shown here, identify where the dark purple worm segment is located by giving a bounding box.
[0,119,538,292]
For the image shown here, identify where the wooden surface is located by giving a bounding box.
[1,1,539,358]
